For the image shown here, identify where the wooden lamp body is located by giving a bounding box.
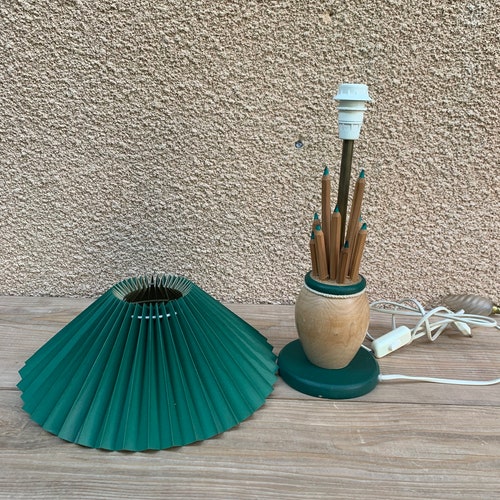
[295,273,369,369]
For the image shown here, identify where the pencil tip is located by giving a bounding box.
[315,224,322,231]
[359,169,365,179]
[334,205,340,213]
[323,166,330,175]
[310,231,315,239]
[314,212,319,219]
[361,223,367,230]
[344,241,349,248]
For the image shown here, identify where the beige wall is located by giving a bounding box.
[1,1,498,305]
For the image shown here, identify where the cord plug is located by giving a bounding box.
[371,326,412,358]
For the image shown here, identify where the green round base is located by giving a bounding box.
[278,340,379,399]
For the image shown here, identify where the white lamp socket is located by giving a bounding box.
[334,83,372,140]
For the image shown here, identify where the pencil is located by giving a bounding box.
[309,231,318,276]
[314,224,329,280]
[329,205,341,280]
[349,215,363,262]
[312,212,320,232]
[321,166,331,267]
[345,170,365,251]
[349,223,367,282]
[337,240,351,284]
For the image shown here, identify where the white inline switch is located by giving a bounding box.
[371,326,412,358]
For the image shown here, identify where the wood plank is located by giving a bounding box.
[2,297,500,499]
[3,298,500,406]
[2,390,500,499]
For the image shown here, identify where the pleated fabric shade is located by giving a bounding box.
[18,274,277,451]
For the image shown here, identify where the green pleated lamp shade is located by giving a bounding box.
[18,274,277,451]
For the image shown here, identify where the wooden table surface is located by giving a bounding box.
[1,296,500,499]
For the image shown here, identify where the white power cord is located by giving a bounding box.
[367,298,499,358]
[365,298,500,386]
[378,374,500,386]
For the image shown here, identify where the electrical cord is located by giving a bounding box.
[378,374,500,386]
[369,298,499,343]
[365,298,500,386]
[366,298,499,358]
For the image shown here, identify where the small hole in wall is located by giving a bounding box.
[295,139,304,149]
[321,9,333,24]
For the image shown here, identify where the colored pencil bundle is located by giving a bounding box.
[309,167,368,284]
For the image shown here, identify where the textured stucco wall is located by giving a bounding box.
[1,1,498,304]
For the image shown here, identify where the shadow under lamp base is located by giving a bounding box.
[278,340,379,399]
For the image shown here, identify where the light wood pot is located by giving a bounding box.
[295,273,369,369]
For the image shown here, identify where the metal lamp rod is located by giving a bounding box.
[337,139,354,245]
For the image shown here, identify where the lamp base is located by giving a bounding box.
[278,340,379,399]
